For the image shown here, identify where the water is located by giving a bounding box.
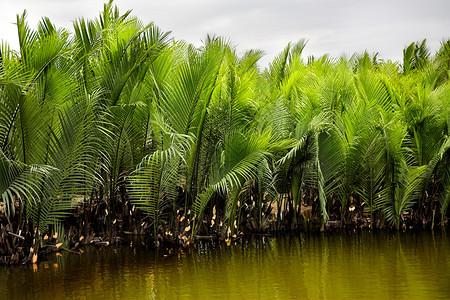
[1,231,449,299]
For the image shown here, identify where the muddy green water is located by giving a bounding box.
[1,231,449,299]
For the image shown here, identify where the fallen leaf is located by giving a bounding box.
[53,232,58,239]
[32,253,38,264]
[56,252,63,257]
[184,225,191,232]
[56,243,63,248]
[79,236,84,241]
[43,234,48,240]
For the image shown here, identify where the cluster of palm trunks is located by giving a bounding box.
[1,1,450,264]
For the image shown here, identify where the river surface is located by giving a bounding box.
[1,231,449,299]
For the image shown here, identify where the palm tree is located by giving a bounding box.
[1,1,450,263]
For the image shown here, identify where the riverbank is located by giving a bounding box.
[1,195,447,265]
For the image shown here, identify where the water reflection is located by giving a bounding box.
[1,231,449,299]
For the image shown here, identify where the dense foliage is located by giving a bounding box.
[1,1,450,263]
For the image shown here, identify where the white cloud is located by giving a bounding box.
[1,0,449,67]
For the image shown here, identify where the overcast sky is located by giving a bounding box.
[1,0,449,67]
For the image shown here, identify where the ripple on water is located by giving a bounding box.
[0,231,449,299]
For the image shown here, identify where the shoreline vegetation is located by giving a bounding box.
[1,1,450,265]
